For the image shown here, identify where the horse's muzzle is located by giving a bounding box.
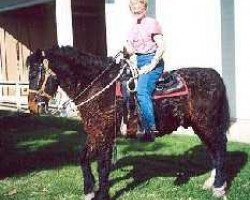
[37,101,48,114]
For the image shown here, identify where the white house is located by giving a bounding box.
[106,0,250,143]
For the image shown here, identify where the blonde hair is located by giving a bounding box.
[129,0,148,13]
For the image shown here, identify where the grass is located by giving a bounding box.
[0,110,250,200]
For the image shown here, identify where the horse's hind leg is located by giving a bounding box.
[212,133,227,198]
[202,132,227,198]
[80,144,96,200]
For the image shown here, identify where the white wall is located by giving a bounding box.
[105,0,133,56]
[235,1,250,120]
[106,0,222,71]
[156,0,221,71]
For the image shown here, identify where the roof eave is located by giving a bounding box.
[0,0,54,13]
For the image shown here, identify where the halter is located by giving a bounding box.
[29,59,56,100]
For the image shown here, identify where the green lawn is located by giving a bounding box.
[0,110,250,200]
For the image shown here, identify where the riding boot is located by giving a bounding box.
[137,123,159,142]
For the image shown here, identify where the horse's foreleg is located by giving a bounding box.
[80,145,96,200]
[94,145,113,200]
[203,168,216,190]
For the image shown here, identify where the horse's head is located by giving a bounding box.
[27,49,59,114]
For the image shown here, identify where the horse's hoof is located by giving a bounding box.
[120,124,127,136]
[203,177,215,190]
[203,169,216,190]
[92,192,110,200]
[212,182,227,198]
[85,192,95,200]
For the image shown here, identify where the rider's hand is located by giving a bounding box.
[114,51,124,64]
[138,65,150,75]
[138,58,158,75]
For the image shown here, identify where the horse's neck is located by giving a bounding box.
[49,52,113,101]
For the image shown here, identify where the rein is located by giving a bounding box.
[74,61,128,108]
[71,60,116,103]
[58,52,128,108]
[125,58,139,93]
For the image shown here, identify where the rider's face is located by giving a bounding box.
[130,3,147,20]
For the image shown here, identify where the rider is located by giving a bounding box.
[124,0,165,142]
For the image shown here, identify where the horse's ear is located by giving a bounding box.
[26,55,31,68]
[41,50,46,57]
[43,58,49,70]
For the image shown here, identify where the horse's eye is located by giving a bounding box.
[29,73,37,79]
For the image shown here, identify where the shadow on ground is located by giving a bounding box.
[111,142,248,200]
[0,110,85,179]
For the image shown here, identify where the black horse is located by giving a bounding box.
[27,46,230,200]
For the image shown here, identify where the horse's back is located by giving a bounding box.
[175,67,224,90]
[174,67,230,134]
[123,67,230,137]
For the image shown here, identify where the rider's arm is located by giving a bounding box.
[151,34,165,68]
[139,34,165,75]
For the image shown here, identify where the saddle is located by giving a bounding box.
[115,71,189,99]
[153,72,189,99]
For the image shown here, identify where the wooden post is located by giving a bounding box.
[55,0,74,115]
[15,82,21,112]
[56,0,73,46]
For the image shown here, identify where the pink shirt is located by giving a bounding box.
[127,17,162,54]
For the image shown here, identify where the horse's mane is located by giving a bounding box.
[45,46,115,72]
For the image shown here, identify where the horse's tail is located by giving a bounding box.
[219,77,231,134]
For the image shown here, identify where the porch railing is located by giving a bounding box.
[0,81,29,112]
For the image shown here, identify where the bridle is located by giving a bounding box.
[29,59,56,100]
